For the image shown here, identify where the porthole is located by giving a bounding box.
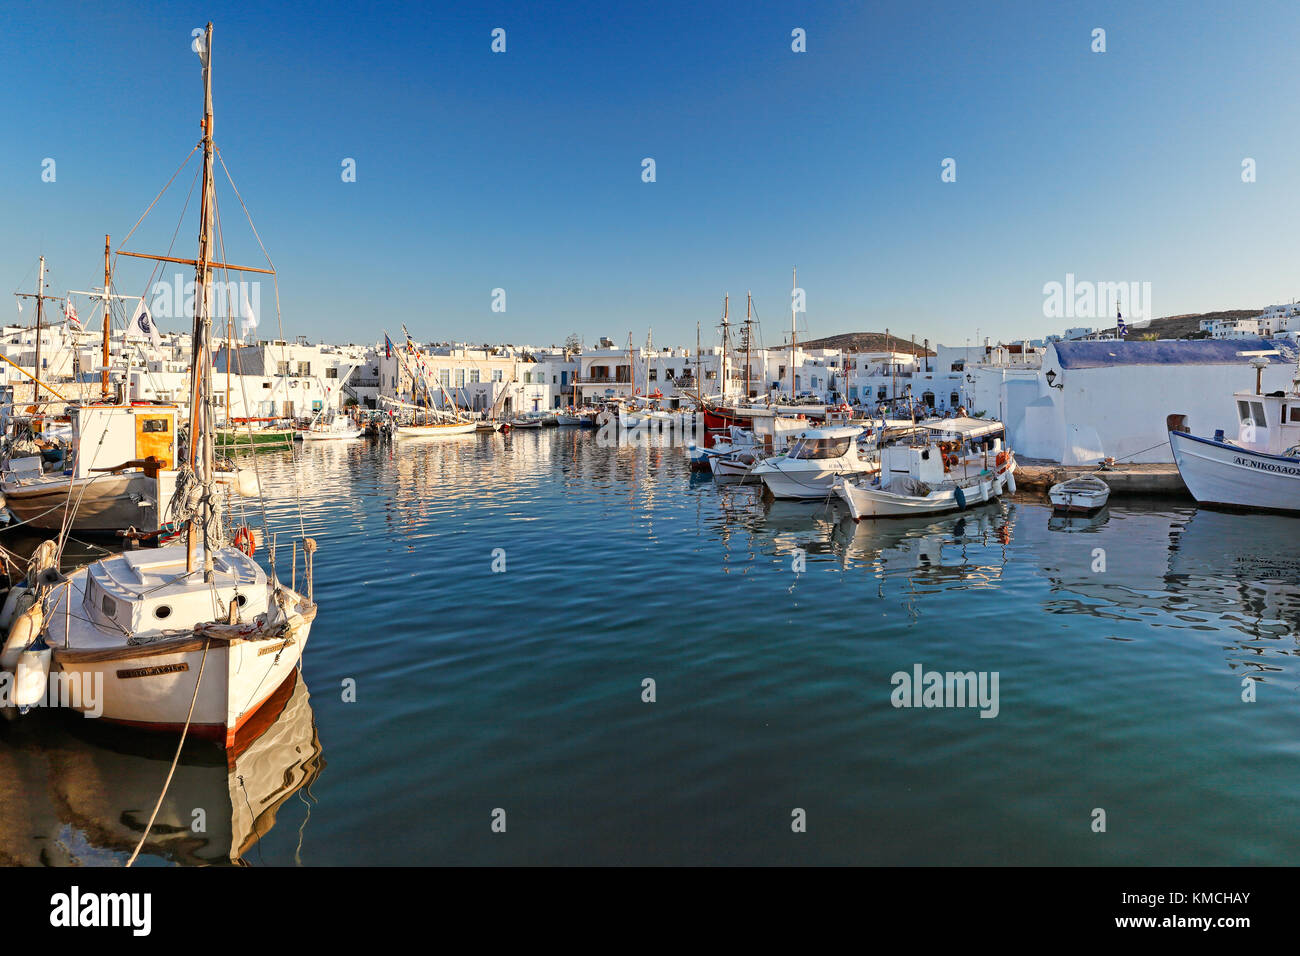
[235,594,248,607]
[154,604,172,620]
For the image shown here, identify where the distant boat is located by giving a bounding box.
[395,420,478,437]
[1048,474,1110,513]
[301,417,363,441]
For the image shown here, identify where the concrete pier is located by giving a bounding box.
[1014,461,1190,498]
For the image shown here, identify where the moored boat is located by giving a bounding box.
[4,22,320,750]
[1167,362,1300,513]
[752,426,877,499]
[1048,473,1111,513]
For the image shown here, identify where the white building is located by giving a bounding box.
[1007,338,1299,464]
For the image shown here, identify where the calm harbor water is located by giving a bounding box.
[2,429,1299,865]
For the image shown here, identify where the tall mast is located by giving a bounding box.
[695,322,701,405]
[744,291,752,402]
[720,295,729,403]
[187,21,216,578]
[789,267,797,401]
[33,257,45,407]
[102,236,111,399]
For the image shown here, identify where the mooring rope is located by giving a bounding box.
[125,637,210,867]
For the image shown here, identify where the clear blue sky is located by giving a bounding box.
[3,0,1299,349]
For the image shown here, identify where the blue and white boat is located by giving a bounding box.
[1167,359,1300,513]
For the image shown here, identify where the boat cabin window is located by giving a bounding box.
[140,417,170,433]
[788,437,851,460]
[1237,400,1267,427]
[1289,406,1300,424]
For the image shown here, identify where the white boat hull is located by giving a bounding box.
[1169,430,1300,512]
[757,461,876,499]
[302,428,363,441]
[835,473,1000,520]
[40,559,315,749]
[395,422,478,437]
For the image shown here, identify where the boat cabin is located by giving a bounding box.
[1231,389,1300,457]
[68,403,178,480]
[880,443,950,486]
[785,426,863,460]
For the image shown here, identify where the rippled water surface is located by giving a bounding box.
[3,429,1300,865]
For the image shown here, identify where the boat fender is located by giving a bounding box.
[1,601,43,671]
[14,637,51,709]
[0,582,30,632]
[954,486,967,510]
[1004,471,1016,494]
[234,467,260,497]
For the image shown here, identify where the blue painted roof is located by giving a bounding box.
[1053,337,1298,369]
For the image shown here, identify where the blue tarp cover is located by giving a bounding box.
[1054,337,1298,369]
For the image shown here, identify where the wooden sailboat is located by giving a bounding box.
[23,23,318,747]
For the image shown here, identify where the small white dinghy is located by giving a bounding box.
[1048,473,1111,513]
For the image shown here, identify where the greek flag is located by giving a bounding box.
[1116,307,1128,338]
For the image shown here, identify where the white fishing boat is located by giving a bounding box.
[831,431,1017,521]
[1,401,181,533]
[395,420,478,437]
[1167,355,1300,512]
[1048,473,1111,513]
[7,23,319,748]
[709,452,759,480]
[301,415,363,440]
[508,412,546,429]
[751,426,877,499]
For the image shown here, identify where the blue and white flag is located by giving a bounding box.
[1116,307,1128,338]
[129,299,162,350]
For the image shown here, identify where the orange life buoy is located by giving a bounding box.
[234,526,255,557]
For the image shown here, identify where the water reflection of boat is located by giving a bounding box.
[831,506,1012,584]
[0,670,322,866]
[1047,510,1111,533]
[1165,509,1300,636]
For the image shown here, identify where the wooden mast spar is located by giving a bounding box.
[188,21,217,579]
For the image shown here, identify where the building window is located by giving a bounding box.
[277,361,289,377]
[455,369,466,388]
[326,368,338,379]
[470,369,481,384]
[492,369,502,383]
[440,369,451,388]
[297,361,311,377]
[649,369,657,381]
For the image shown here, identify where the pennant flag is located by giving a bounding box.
[384,335,393,359]
[239,287,258,340]
[129,299,162,350]
[64,297,81,329]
